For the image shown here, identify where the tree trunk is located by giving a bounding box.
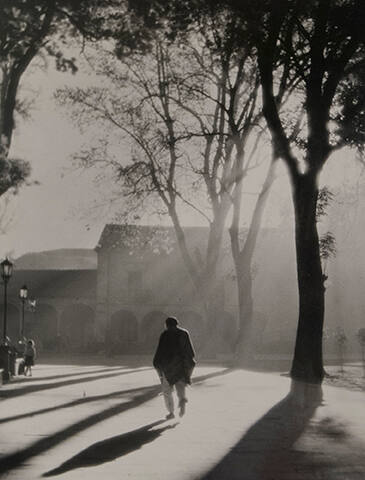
[234,267,254,363]
[198,204,230,353]
[169,202,228,357]
[230,159,276,364]
[199,253,226,358]
[0,4,54,156]
[290,172,325,384]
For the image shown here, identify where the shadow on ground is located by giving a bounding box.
[0,385,160,425]
[37,355,152,369]
[0,368,230,425]
[43,420,178,476]
[0,386,161,476]
[0,367,152,398]
[199,387,323,480]
[10,366,128,384]
[0,369,229,477]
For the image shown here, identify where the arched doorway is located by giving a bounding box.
[179,311,206,349]
[141,311,166,352]
[60,304,95,352]
[108,310,138,354]
[25,304,58,351]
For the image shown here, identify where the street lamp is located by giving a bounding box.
[1,258,13,342]
[1,258,13,382]
[19,285,28,339]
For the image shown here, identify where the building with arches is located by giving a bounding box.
[3,228,238,355]
[2,264,97,353]
[3,222,365,359]
[95,225,237,356]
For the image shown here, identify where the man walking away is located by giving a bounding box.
[153,316,196,419]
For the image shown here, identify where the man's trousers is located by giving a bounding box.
[161,374,187,414]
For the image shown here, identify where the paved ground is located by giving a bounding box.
[0,359,364,480]
[324,363,365,392]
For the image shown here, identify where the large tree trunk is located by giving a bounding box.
[290,172,325,384]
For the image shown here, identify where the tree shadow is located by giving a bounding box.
[37,355,151,369]
[0,367,152,399]
[0,369,229,475]
[0,386,161,475]
[2,367,229,400]
[315,416,350,441]
[11,366,128,384]
[199,382,323,480]
[258,414,363,479]
[192,368,232,386]
[0,385,159,425]
[0,368,231,425]
[43,420,178,476]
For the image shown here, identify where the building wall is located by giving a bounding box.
[95,244,239,354]
[1,296,96,352]
[7,223,364,359]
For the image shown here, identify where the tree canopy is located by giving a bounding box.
[0,0,121,197]
[119,0,365,384]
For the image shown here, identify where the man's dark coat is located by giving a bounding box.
[153,326,196,386]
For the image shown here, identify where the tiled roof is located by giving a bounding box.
[15,249,97,270]
[96,224,211,253]
[6,270,97,299]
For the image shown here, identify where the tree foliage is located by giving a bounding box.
[0,156,30,196]
[120,0,365,383]
[0,0,121,197]
[57,9,273,345]
[249,0,365,383]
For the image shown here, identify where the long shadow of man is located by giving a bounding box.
[43,419,178,477]
[200,385,322,480]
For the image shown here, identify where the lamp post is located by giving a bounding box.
[28,298,36,344]
[1,258,13,382]
[19,285,28,340]
[1,258,13,343]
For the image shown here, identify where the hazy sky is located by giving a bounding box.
[1,50,361,260]
[0,56,279,259]
[1,64,107,258]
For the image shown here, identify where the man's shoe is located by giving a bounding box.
[165,412,175,420]
[179,399,187,417]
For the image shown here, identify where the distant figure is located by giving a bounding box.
[24,340,36,376]
[153,316,196,419]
